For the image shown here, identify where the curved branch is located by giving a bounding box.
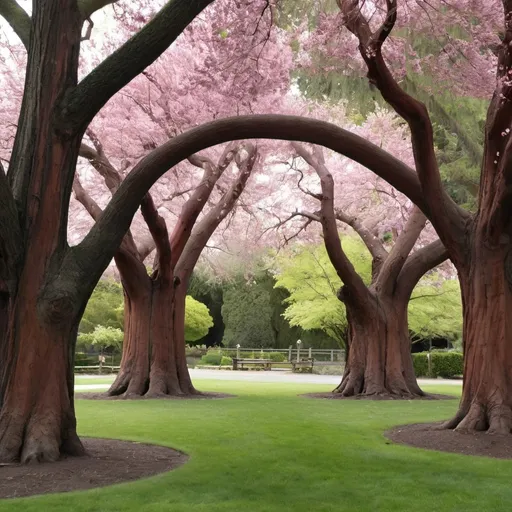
[71,114,439,290]
[339,0,467,263]
[396,239,449,300]
[77,0,118,18]
[374,206,426,295]
[64,0,215,134]
[0,0,30,49]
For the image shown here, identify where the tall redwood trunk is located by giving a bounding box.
[334,287,422,397]
[108,252,195,397]
[444,240,512,432]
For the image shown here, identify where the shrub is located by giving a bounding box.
[199,350,222,365]
[431,351,463,378]
[412,353,429,377]
[186,345,207,358]
[412,351,463,378]
[268,352,286,362]
[220,356,232,366]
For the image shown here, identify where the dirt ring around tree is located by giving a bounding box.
[75,391,235,400]
[0,438,188,500]
[385,422,512,459]
[300,392,456,401]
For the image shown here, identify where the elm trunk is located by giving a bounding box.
[334,291,423,398]
[444,245,512,433]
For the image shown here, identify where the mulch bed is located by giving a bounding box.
[301,392,455,401]
[385,422,512,459]
[0,438,188,499]
[76,391,235,400]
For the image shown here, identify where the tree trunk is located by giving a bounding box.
[443,243,512,433]
[334,288,423,398]
[108,255,196,397]
[0,293,84,462]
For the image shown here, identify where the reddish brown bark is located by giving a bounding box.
[75,144,257,398]
[336,0,512,427]
[292,144,448,397]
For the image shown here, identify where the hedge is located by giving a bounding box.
[412,351,463,379]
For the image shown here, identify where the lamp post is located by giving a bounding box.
[236,344,241,359]
[296,339,302,362]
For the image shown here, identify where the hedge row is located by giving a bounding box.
[412,351,463,379]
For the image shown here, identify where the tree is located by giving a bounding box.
[319,0,512,428]
[273,142,448,396]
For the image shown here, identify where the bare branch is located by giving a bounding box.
[77,0,119,19]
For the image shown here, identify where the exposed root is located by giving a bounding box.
[444,401,512,434]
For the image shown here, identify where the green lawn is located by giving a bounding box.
[2,381,511,512]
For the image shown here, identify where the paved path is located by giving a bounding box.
[74,369,462,390]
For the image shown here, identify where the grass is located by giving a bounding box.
[2,380,511,512]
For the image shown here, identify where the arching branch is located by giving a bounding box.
[70,114,456,292]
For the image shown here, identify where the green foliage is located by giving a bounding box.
[412,351,463,378]
[78,326,124,352]
[275,237,372,347]
[184,296,214,342]
[408,278,463,342]
[185,345,208,358]
[79,279,124,335]
[267,352,286,362]
[412,353,430,378]
[199,349,225,366]
[220,356,233,366]
[221,270,276,348]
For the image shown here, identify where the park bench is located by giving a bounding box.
[232,358,272,371]
[290,358,314,372]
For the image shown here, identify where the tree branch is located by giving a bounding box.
[77,0,118,18]
[71,114,438,290]
[64,0,215,134]
[339,0,468,263]
[374,206,426,295]
[396,239,449,300]
[176,144,258,280]
[0,162,22,293]
[169,143,237,269]
[0,0,30,49]
[293,143,370,305]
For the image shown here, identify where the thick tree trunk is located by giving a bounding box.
[108,255,196,397]
[334,289,423,398]
[0,297,84,462]
[443,244,512,433]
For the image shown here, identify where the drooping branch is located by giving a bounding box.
[72,114,445,291]
[374,206,426,295]
[396,239,449,299]
[338,0,467,262]
[0,0,30,49]
[64,0,215,134]
[176,144,258,279]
